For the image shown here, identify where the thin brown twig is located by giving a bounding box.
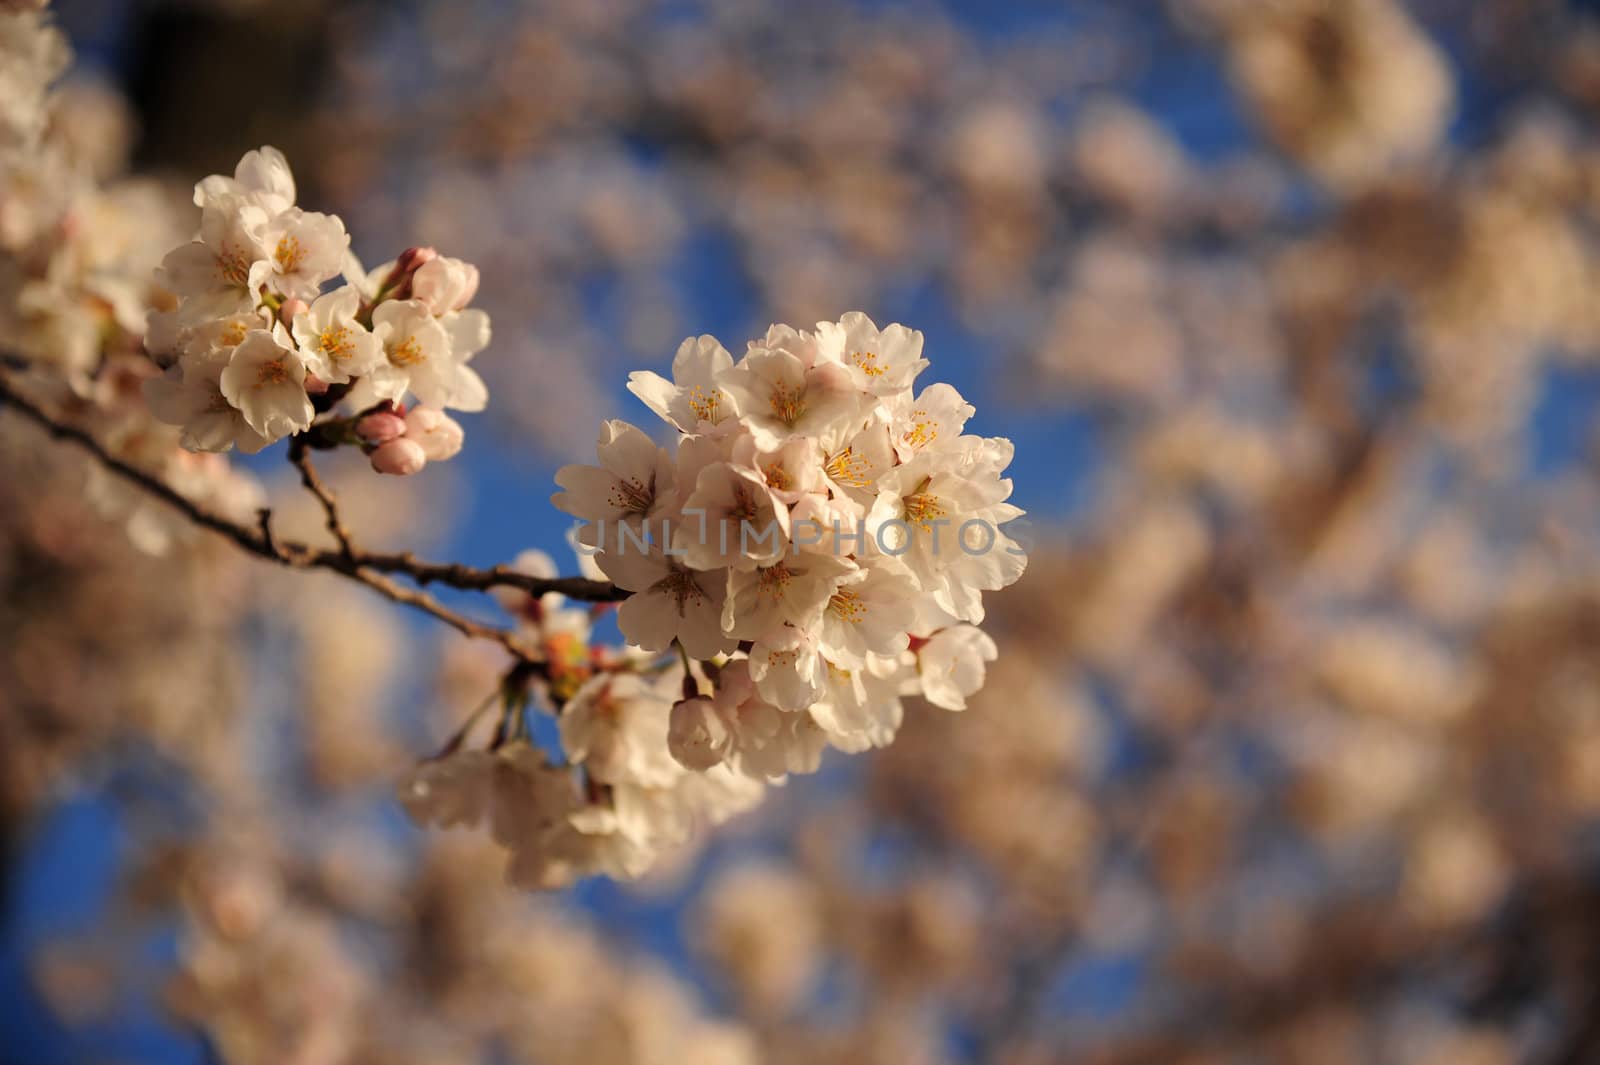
[288,436,354,558]
[0,372,629,660]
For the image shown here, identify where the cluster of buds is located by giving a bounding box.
[143,148,490,466]
[353,401,464,476]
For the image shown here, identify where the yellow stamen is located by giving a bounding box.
[825,446,872,489]
[319,325,354,363]
[388,336,426,367]
[758,563,793,601]
[216,246,252,287]
[768,380,807,426]
[902,408,938,451]
[687,385,724,423]
[851,350,884,377]
[255,359,291,387]
[902,477,946,531]
[274,234,305,273]
[827,588,867,624]
[762,462,793,492]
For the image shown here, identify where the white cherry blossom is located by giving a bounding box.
[628,333,738,433]
[816,311,928,396]
[411,255,480,315]
[722,552,857,642]
[717,343,862,450]
[890,381,975,461]
[363,299,454,405]
[916,625,998,711]
[553,419,676,546]
[746,623,827,712]
[809,657,907,752]
[218,328,312,439]
[560,673,682,788]
[260,207,348,300]
[675,459,790,571]
[157,194,270,317]
[597,543,735,660]
[193,144,296,215]
[290,285,381,383]
[145,360,273,454]
[816,558,918,667]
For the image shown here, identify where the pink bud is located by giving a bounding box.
[403,406,464,462]
[303,372,329,395]
[412,256,480,313]
[370,437,427,476]
[356,410,407,445]
[278,298,308,326]
[379,247,439,301]
[395,246,438,273]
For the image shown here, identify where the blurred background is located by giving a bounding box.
[5,0,1600,1062]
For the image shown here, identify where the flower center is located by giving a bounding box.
[762,461,793,492]
[827,588,866,624]
[758,563,793,601]
[607,475,654,514]
[651,565,707,617]
[728,484,762,523]
[902,478,946,531]
[319,325,354,363]
[687,385,725,423]
[825,446,871,489]
[255,359,291,387]
[768,380,807,426]
[389,336,426,367]
[901,408,938,451]
[274,235,305,273]
[217,246,253,288]
[850,350,884,377]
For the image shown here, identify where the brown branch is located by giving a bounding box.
[288,436,354,558]
[0,372,629,661]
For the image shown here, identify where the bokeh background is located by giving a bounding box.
[6,0,1600,1062]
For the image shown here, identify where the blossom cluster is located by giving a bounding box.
[143,147,489,473]
[573,314,1027,774]
[1,4,265,551]
[0,2,64,152]
[404,549,764,887]
[402,316,1025,886]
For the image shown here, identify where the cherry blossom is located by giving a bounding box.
[146,147,492,463]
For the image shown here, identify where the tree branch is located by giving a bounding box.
[0,371,630,661]
[288,436,354,559]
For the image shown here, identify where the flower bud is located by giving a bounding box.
[370,437,427,476]
[404,406,464,461]
[668,696,731,771]
[356,410,407,445]
[303,372,329,395]
[412,256,481,314]
[277,298,308,326]
[378,246,439,301]
[395,246,438,274]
